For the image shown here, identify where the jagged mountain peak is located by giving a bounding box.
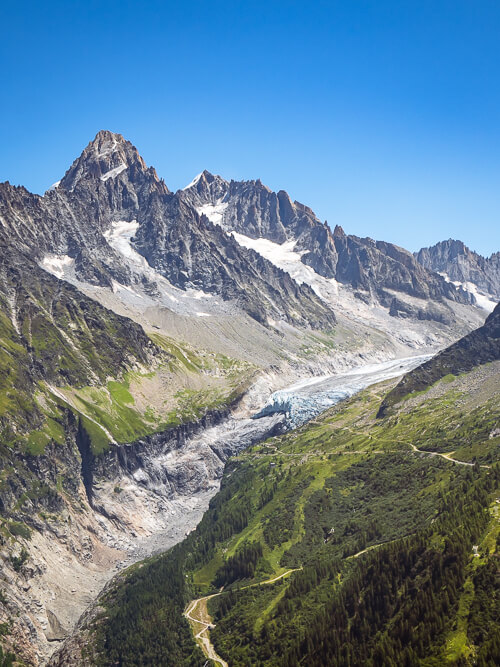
[418,238,469,259]
[180,169,229,207]
[91,128,127,148]
[415,238,500,301]
[182,172,477,308]
[58,130,162,193]
[183,169,228,189]
[0,131,337,330]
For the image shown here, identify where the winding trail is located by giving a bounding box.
[409,443,491,468]
[184,594,228,667]
[184,569,301,666]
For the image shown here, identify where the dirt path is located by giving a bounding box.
[184,594,228,667]
[409,443,491,468]
[254,568,301,587]
[185,568,301,666]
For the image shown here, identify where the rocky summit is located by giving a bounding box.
[0,131,335,331]
[415,238,500,301]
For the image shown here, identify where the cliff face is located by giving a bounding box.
[0,132,335,331]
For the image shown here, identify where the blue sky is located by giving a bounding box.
[1,0,499,256]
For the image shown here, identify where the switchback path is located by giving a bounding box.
[184,594,228,667]
[185,568,301,666]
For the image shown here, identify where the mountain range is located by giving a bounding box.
[0,130,497,665]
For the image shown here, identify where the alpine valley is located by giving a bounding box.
[0,131,497,666]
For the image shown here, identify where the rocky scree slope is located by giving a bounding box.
[0,131,335,330]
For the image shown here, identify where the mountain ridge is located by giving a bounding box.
[0,131,336,330]
[181,167,477,311]
[379,300,500,415]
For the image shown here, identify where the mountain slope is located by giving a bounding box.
[182,170,473,309]
[379,300,500,415]
[0,242,257,664]
[0,130,496,664]
[0,131,336,331]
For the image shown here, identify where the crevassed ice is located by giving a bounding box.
[254,354,431,428]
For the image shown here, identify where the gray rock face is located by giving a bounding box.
[182,172,472,310]
[0,131,335,330]
[415,239,500,300]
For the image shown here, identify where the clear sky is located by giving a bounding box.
[1,1,499,256]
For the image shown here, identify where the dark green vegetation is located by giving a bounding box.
[80,361,500,666]
[209,468,498,666]
[380,301,500,414]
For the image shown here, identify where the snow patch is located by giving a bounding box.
[438,272,496,312]
[104,220,141,263]
[102,220,215,315]
[230,232,338,298]
[100,163,127,182]
[41,254,75,280]
[196,201,228,226]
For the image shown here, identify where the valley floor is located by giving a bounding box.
[51,360,499,666]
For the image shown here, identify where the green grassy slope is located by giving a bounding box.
[81,362,499,666]
[0,254,253,455]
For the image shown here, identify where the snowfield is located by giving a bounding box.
[196,201,228,226]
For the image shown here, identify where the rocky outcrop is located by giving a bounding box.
[0,132,336,330]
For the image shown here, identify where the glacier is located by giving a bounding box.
[253,355,432,428]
